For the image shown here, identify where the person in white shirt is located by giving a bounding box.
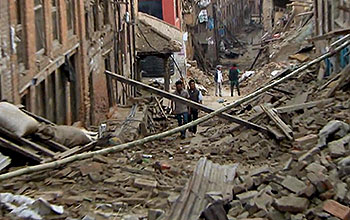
[215,66,223,97]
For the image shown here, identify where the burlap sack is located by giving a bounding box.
[0,102,39,137]
[37,124,91,148]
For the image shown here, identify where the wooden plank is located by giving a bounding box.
[33,138,69,152]
[0,127,56,157]
[0,137,42,162]
[105,71,269,134]
[308,28,350,41]
[53,141,97,160]
[276,98,334,114]
[327,64,350,97]
[163,158,237,220]
[229,99,334,134]
[155,97,168,119]
[267,125,286,141]
[20,109,56,125]
[261,105,294,140]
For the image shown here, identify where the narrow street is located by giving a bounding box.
[0,0,350,220]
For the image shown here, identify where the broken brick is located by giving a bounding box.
[323,200,350,220]
[281,176,307,194]
[274,196,309,213]
[134,178,157,190]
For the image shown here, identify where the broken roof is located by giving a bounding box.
[136,12,183,54]
[162,157,238,220]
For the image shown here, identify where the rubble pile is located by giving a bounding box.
[227,120,350,220]
[186,60,213,95]
[0,57,349,219]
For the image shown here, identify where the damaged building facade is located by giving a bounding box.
[184,0,261,69]
[312,0,350,78]
[136,0,187,85]
[0,0,136,126]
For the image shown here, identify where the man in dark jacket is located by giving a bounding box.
[229,64,241,97]
[188,80,203,134]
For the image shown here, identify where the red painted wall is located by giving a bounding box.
[162,0,181,29]
[138,0,181,29]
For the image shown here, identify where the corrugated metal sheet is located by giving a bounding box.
[0,153,11,172]
[163,157,238,220]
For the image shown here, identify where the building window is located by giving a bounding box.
[93,3,99,31]
[15,0,25,64]
[175,0,179,18]
[16,0,22,25]
[34,0,45,52]
[66,0,75,33]
[85,12,90,39]
[101,0,110,25]
[52,0,60,42]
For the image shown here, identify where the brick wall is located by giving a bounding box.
[0,0,13,102]
[0,0,137,126]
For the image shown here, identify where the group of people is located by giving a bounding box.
[172,64,241,139]
[214,64,241,97]
[172,79,203,139]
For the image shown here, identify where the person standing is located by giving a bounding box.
[215,66,223,97]
[172,80,190,139]
[188,80,203,134]
[229,64,241,97]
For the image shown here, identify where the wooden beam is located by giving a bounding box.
[0,127,56,157]
[261,105,294,140]
[20,109,55,125]
[53,141,97,160]
[276,98,334,114]
[338,5,350,13]
[33,138,69,152]
[105,71,269,134]
[0,137,42,162]
[155,97,168,119]
[308,28,350,42]
[229,98,334,133]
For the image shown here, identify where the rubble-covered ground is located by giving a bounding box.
[1,19,350,220]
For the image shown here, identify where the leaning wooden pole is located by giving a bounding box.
[105,70,269,134]
[0,39,349,181]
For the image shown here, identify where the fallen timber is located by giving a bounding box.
[0,38,349,181]
[105,70,269,134]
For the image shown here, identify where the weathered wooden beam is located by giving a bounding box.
[308,28,350,42]
[0,127,56,157]
[53,141,97,160]
[155,97,168,119]
[33,138,69,152]
[0,137,42,162]
[229,98,334,134]
[261,105,294,140]
[105,71,269,134]
[20,109,55,125]
[276,98,334,114]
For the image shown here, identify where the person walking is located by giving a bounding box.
[229,64,241,97]
[188,79,203,134]
[215,65,223,97]
[172,80,190,139]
